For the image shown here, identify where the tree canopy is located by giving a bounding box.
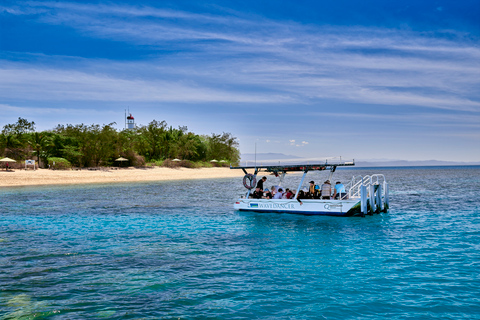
[0,117,240,168]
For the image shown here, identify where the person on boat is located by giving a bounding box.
[283,188,293,199]
[333,181,347,200]
[256,176,267,191]
[314,185,320,199]
[308,181,316,198]
[291,189,297,200]
[321,180,332,199]
[296,190,306,205]
[263,188,273,199]
[270,186,277,196]
[273,188,284,199]
[252,187,263,199]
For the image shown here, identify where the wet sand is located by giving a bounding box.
[0,167,245,187]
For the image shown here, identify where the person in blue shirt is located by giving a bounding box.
[333,181,347,199]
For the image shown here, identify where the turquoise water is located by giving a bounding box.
[1,166,479,319]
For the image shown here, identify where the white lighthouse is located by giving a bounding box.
[126,113,135,130]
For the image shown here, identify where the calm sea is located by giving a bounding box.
[1,166,479,319]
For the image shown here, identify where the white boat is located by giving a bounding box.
[231,161,389,217]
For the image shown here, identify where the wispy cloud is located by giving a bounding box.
[1,2,478,111]
[0,64,291,103]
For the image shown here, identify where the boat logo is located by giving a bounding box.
[249,203,259,208]
[324,203,343,210]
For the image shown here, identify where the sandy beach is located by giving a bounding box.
[0,167,245,187]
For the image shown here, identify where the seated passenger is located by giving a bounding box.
[270,186,277,196]
[313,185,320,199]
[252,187,263,199]
[273,188,284,199]
[283,188,293,199]
[321,180,332,199]
[308,181,315,199]
[333,181,347,199]
[290,189,297,199]
[263,188,272,199]
[284,189,293,199]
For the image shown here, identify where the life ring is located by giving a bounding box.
[243,174,256,190]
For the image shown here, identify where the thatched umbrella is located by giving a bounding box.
[0,157,16,170]
[115,157,129,167]
[172,159,181,162]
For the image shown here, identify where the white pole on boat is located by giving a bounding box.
[296,171,308,199]
[369,176,377,213]
[376,184,383,212]
[369,184,376,214]
[361,180,367,215]
[384,181,389,212]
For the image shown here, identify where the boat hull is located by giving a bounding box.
[234,198,362,216]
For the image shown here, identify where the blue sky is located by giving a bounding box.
[1,0,479,161]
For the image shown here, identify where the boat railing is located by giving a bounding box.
[347,174,387,199]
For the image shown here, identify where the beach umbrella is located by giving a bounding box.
[172,159,181,162]
[0,157,16,170]
[115,157,129,167]
[219,160,227,163]
[210,159,218,163]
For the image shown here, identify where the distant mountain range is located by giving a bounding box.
[241,153,303,161]
[240,153,480,167]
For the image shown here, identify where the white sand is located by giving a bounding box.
[0,167,245,187]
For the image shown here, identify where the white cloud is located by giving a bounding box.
[0,65,291,103]
[1,2,479,112]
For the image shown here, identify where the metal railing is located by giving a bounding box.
[346,174,387,199]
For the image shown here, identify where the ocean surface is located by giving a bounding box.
[1,166,479,319]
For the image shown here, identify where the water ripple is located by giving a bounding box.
[1,166,480,319]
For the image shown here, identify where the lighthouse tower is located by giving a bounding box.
[126,113,135,130]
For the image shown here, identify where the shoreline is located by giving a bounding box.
[0,167,245,188]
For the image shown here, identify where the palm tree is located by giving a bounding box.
[28,132,52,167]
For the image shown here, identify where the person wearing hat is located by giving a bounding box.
[263,188,273,199]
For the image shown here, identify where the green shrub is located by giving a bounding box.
[48,157,72,170]
[161,159,180,168]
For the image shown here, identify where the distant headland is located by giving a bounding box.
[240,153,480,167]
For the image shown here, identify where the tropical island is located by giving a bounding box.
[1,117,240,169]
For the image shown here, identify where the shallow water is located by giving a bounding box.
[1,166,479,319]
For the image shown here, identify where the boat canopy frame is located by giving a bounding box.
[230,161,355,176]
[231,161,355,199]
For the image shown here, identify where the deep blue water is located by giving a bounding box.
[1,166,479,319]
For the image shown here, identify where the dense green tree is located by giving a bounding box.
[205,132,240,163]
[0,118,240,167]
